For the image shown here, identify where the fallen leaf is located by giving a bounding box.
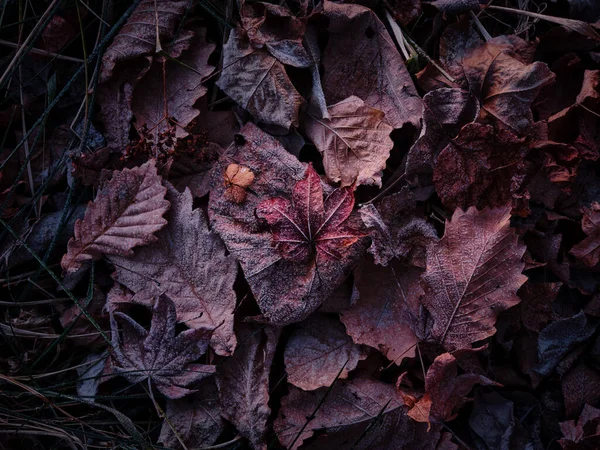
[158,379,223,449]
[517,281,562,332]
[224,163,255,203]
[342,257,422,364]
[216,324,279,450]
[217,28,303,129]
[419,205,527,350]
[209,124,366,325]
[284,314,367,391]
[304,96,394,187]
[321,1,422,129]
[61,160,170,274]
[562,363,600,418]
[110,183,238,356]
[559,404,600,449]
[423,0,479,14]
[110,295,215,399]
[570,202,600,266]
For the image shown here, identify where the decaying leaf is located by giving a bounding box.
[217,28,303,129]
[284,314,367,391]
[209,124,366,325]
[217,324,280,450]
[224,163,255,203]
[343,258,422,364]
[322,1,422,129]
[110,183,238,356]
[420,205,527,350]
[61,160,170,274]
[559,404,600,449]
[570,202,600,267]
[304,96,394,187]
[110,295,215,399]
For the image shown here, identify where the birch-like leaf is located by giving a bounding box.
[61,160,170,274]
[419,205,527,350]
[304,96,394,187]
[110,184,238,356]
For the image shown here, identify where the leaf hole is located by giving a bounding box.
[365,26,375,38]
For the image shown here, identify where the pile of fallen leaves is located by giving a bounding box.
[1,0,600,448]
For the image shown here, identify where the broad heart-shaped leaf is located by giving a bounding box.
[131,28,215,143]
[419,205,527,350]
[208,123,366,325]
[61,160,170,274]
[274,375,448,450]
[110,295,215,400]
[217,28,303,129]
[406,352,500,424]
[216,324,280,450]
[110,183,238,356]
[304,96,394,187]
[100,0,192,82]
[256,164,362,263]
[284,314,367,391]
[159,379,223,449]
[570,202,600,267]
[342,258,422,365]
[321,1,422,130]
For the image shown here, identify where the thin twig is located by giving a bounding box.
[0,39,85,62]
[469,10,492,41]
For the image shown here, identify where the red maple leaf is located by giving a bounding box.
[256,164,361,263]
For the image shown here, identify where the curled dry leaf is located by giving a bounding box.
[110,295,215,399]
[342,258,422,365]
[224,163,255,203]
[406,352,500,424]
[216,324,280,450]
[304,96,394,187]
[209,123,366,325]
[275,375,445,450]
[322,1,422,130]
[158,379,223,449]
[61,160,170,274]
[359,187,438,267]
[284,314,367,391]
[131,28,216,143]
[570,202,600,267]
[110,183,238,356]
[420,205,527,350]
[100,0,192,82]
[217,28,303,129]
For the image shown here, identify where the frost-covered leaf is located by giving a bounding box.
[321,1,422,129]
[420,205,527,350]
[61,160,170,274]
[304,96,393,187]
[217,28,303,129]
[342,258,422,364]
[217,324,279,450]
[570,202,600,267]
[209,124,366,325]
[110,184,238,356]
[284,314,367,391]
[110,295,215,399]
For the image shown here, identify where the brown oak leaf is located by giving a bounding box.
[216,324,280,450]
[359,187,438,267]
[61,160,170,274]
[304,96,394,187]
[110,183,238,356]
[321,1,422,130]
[570,202,600,267]
[131,28,215,143]
[209,124,366,325]
[224,163,255,203]
[420,205,527,350]
[433,123,529,210]
[110,295,215,399]
[217,28,303,129]
[275,375,446,450]
[284,314,367,391]
[256,164,362,263]
[342,257,422,364]
[406,352,500,424]
[158,379,223,449]
[100,0,193,82]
